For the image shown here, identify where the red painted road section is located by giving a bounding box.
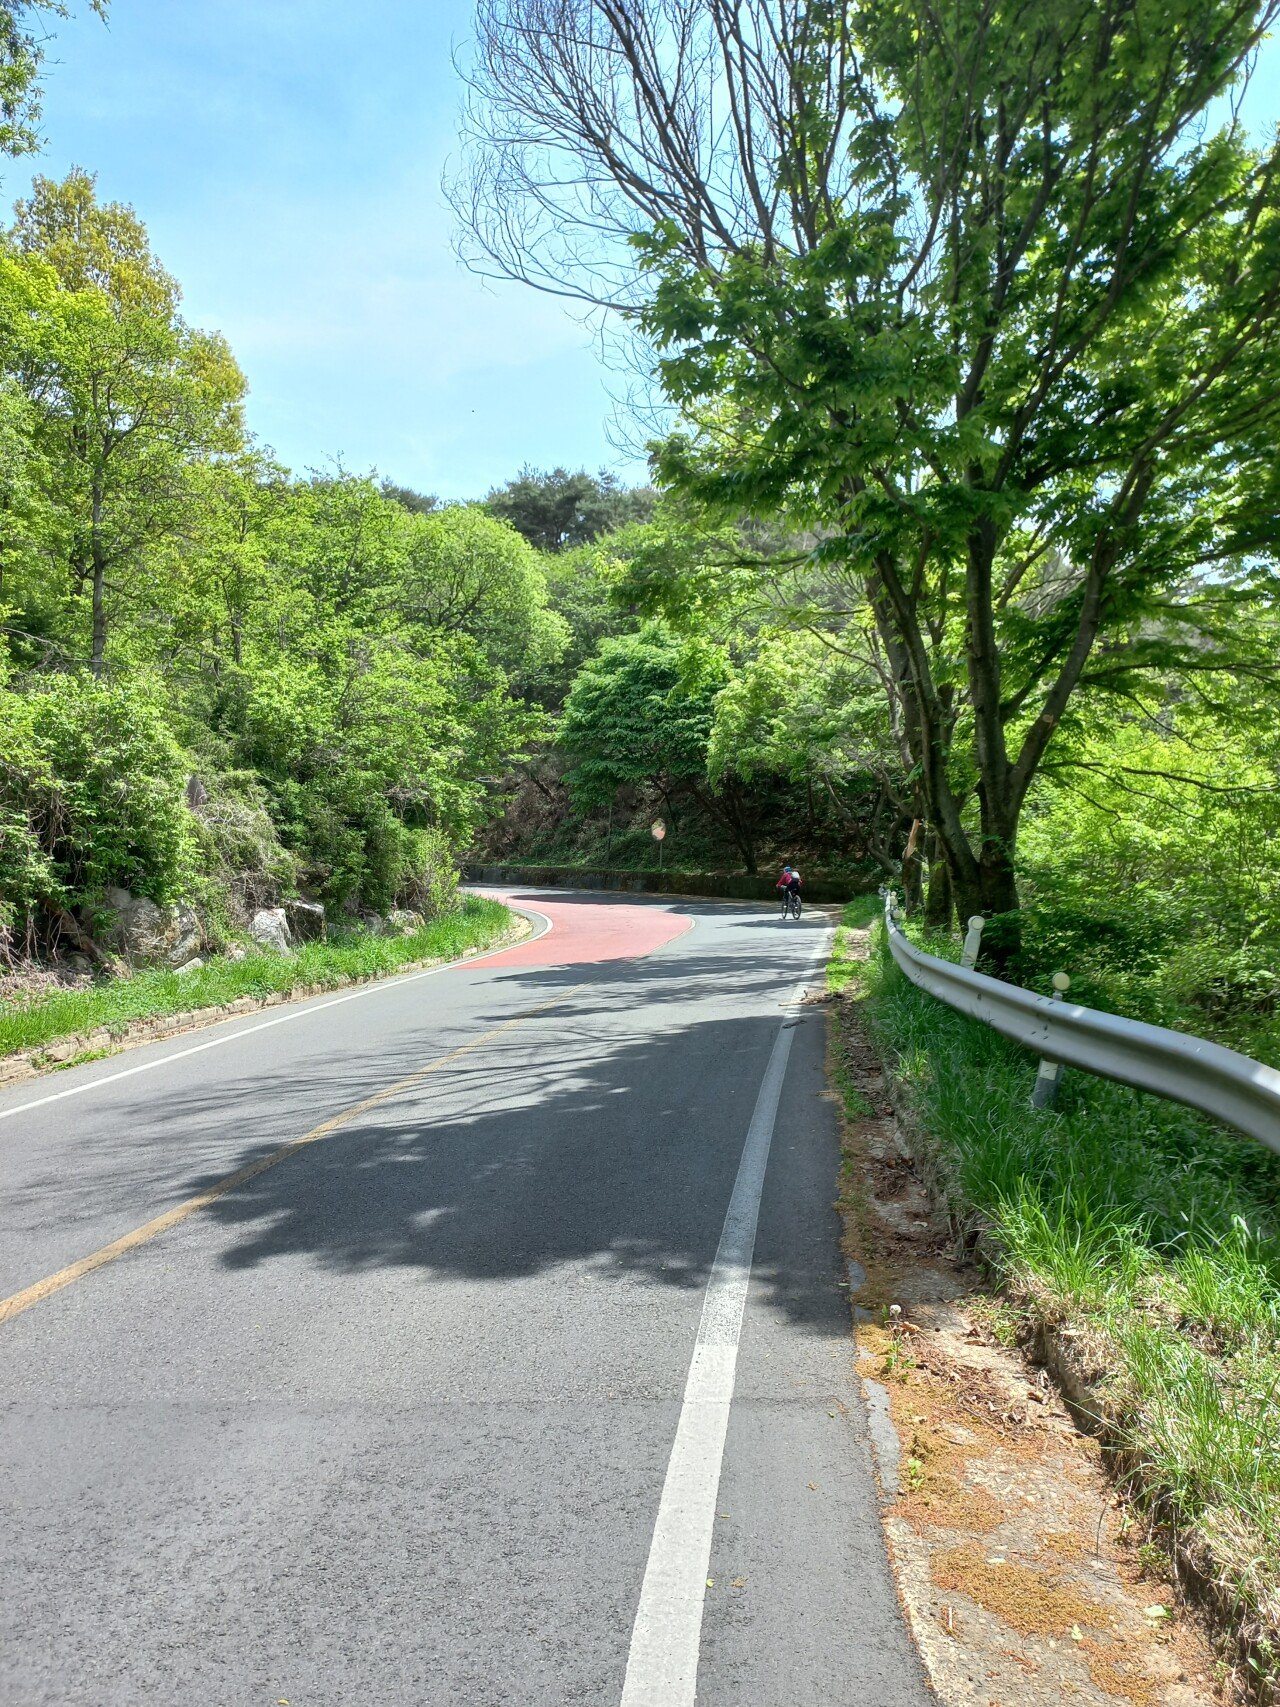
[475,893,693,967]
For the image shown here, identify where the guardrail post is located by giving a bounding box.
[961,915,985,969]
[1032,972,1071,1109]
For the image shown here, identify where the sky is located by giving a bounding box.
[23,0,645,500]
[17,2,1280,503]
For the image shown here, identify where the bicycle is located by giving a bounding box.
[778,887,802,920]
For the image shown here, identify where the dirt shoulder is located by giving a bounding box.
[828,922,1231,1707]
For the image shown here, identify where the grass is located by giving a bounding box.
[828,900,1280,1693]
[0,895,515,1058]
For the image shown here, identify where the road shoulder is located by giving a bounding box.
[828,921,1226,1707]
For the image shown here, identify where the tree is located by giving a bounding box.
[394,502,569,681]
[381,480,438,516]
[707,631,909,877]
[0,4,107,163]
[485,465,655,551]
[558,622,765,866]
[4,173,245,673]
[456,0,1280,931]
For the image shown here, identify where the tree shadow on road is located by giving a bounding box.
[153,942,846,1338]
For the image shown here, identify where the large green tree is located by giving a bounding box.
[457,0,1280,929]
[3,172,245,673]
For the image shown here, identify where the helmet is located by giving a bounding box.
[783,865,792,873]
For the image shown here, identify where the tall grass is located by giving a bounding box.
[0,896,514,1058]
[835,905,1280,1682]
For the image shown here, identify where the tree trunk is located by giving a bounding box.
[90,480,108,677]
[901,818,924,915]
[923,832,953,931]
[949,840,1021,970]
[90,557,108,676]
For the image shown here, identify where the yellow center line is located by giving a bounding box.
[0,984,586,1329]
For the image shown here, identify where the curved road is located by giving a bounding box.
[0,890,930,1706]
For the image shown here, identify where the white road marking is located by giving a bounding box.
[0,906,553,1127]
[620,928,831,1707]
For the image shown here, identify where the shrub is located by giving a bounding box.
[0,671,194,938]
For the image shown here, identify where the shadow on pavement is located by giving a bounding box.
[150,935,844,1337]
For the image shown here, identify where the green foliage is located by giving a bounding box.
[558,624,725,811]
[0,669,194,931]
[0,172,556,945]
[0,5,106,162]
[1009,708,1280,1056]
[484,464,655,553]
[461,0,1280,917]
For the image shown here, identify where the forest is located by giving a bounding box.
[0,0,1276,1078]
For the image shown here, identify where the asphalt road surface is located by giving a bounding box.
[0,889,932,1707]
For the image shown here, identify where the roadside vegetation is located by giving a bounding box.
[0,895,515,1059]
[830,904,1280,1693]
[4,0,1280,1673]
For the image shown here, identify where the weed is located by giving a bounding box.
[847,914,1280,1681]
[0,897,514,1058]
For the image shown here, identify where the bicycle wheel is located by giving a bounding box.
[792,894,803,918]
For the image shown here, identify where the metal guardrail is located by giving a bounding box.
[882,895,1280,1153]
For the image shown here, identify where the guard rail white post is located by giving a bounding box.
[961,915,985,969]
[1031,972,1072,1109]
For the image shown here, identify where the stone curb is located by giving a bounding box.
[0,917,533,1092]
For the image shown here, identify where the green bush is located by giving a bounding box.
[187,770,296,930]
[0,671,195,935]
[396,825,460,918]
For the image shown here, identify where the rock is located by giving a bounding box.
[99,891,206,967]
[357,911,389,937]
[224,943,249,962]
[164,902,204,968]
[386,908,423,935]
[249,909,293,954]
[173,957,205,975]
[284,898,326,942]
[67,953,93,973]
[101,894,169,961]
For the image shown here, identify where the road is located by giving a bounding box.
[0,889,931,1707]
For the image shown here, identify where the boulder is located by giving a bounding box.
[98,891,205,967]
[164,902,204,968]
[356,911,389,937]
[224,943,248,963]
[101,895,169,962]
[173,957,206,975]
[284,898,326,942]
[387,909,423,936]
[249,908,294,954]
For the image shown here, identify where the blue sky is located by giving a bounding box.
[23,0,643,499]
[18,2,1280,501]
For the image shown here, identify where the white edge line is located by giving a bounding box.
[619,924,831,1707]
[0,903,554,1127]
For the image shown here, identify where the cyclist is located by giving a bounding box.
[776,863,803,916]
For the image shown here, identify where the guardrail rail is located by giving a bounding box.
[882,895,1280,1152]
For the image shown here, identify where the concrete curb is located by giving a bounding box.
[0,916,535,1092]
